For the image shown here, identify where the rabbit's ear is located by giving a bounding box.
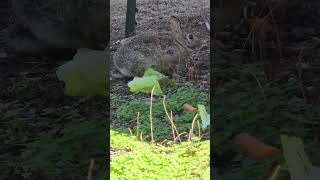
[169,16,182,34]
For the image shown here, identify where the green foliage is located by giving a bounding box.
[56,48,109,98]
[0,100,106,180]
[127,68,168,95]
[311,166,320,180]
[0,102,25,178]
[116,88,209,141]
[281,135,315,180]
[20,119,106,180]
[143,68,167,79]
[198,104,210,129]
[111,68,210,179]
[110,130,210,179]
[218,160,277,180]
[128,77,164,95]
[0,102,27,144]
[212,63,318,179]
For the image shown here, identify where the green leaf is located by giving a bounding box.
[127,68,167,96]
[197,104,210,129]
[311,166,320,180]
[128,77,163,95]
[281,135,312,180]
[143,68,167,80]
[56,48,109,97]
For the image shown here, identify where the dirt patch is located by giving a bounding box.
[110,0,210,108]
[1,2,108,179]
[111,0,209,40]
[212,0,320,177]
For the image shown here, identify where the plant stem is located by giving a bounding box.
[150,86,155,144]
[197,119,201,140]
[188,113,199,141]
[87,158,95,180]
[136,112,140,138]
[162,95,179,140]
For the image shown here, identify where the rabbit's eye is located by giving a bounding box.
[187,34,194,40]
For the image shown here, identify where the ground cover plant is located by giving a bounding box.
[110,69,210,179]
[213,0,320,179]
[2,0,210,179]
[0,95,107,180]
[1,47,109,180]
[111,130,210,179]
[116,85,209,141]
[110,1,210,178]
[212,56,320,180]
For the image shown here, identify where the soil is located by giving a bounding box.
[1,1,107,179]
[110,0,210,161]
[110,0,210,102]
[0,0,210,177]
[214,0,320,107]
[212,0,320,176]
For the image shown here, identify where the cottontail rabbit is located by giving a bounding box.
[112,16,198,79]
[7,0,108,55]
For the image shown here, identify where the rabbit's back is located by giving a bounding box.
[8,0,107,53]
[113,31,189,77]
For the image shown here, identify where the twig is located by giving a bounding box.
[241,4,279,55]
[87,158,95,180]
[175,132,188,142]
[170,111,175,139]
[128,128,133,136]
[162,95,179,139]
[197,119,201,140]
[267,164,281,180]
[136,112,140,138]
[140,132,143,141]
[250,71,266,101]
[150,86,155,143]
[188,113,199,141]
[297,48,307,104]
[296,49,317,142]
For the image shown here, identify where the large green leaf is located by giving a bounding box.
[128,76,163,96]
[198,104,210,129]
[311,166,320,180]
[56,48,109,97]
[143,68,167,79]
[281,135,312,180]
[127,68,167,96]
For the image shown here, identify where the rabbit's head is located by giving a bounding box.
[169,16,199,50]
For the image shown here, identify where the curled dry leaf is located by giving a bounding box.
[183,103,198,113]
[235,132,281,161]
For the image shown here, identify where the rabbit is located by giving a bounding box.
[7,0,108,55]
[112,16,199,79]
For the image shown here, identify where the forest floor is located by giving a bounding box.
[110,0,211,179]
[0,2,107,180]
[1,0,319,179]
[110,0,210,89]
[212,0,320,179]
[0,0,210,179]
